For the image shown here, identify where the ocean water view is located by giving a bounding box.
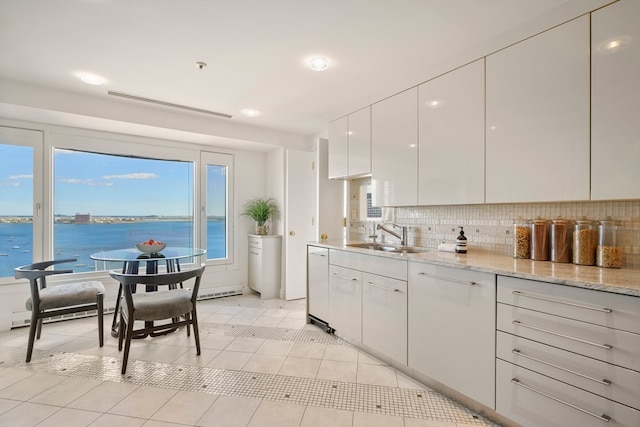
[0,220,225,277]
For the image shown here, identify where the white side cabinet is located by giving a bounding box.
[591,0,640,200]
[248,235,282,299]
[371,88,418,206]
[418,59,485,205]
[408,262,496,408]
[307,245,330,324]
[486,15,590,203]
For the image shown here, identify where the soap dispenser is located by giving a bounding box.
[455,227,467,254]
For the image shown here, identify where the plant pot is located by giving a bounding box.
[255,223,269,235]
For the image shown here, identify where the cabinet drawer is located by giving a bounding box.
[497,276,640,334]
[497,331,640,410]
[497,359,640,427]
[248,236,262,249]
[329,265,362,344]
[497,304,640,372]
[330,249,407,280]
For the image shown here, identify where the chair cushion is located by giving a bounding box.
[25,281,105,311]
[125,289,193,321]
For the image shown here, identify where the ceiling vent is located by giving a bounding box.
[107,90,232,119]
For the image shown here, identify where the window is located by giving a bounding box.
[202,152,234,264]
[0,127,43,279]
[53,149,195,272]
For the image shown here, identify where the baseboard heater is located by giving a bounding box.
[308,314,334,334]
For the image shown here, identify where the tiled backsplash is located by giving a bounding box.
[350,200,640,269]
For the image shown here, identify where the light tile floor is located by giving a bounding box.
[0,293,499,427]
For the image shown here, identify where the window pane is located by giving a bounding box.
[0,144,33,277]
[53,149,194,272]
[206,164,227,259]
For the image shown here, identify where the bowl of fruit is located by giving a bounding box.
[136,239,166,254]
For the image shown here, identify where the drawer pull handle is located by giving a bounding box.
[368,282,401,292]
[332,272,358,281]
[417,272,477,286]
[512,349,612,386]
[310,253,326,257]
[512,321,613,350]
[511,378,611,422]
[512,291,612,313]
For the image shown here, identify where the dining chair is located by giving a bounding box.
[108,265,206,374]
[14,258,105,362]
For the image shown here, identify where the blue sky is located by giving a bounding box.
[0,145,226,217]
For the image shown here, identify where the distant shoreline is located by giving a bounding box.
[0,216,225,224]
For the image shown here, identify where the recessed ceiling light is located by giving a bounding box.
[309,57,329,71]
[77,72,106,86]
[597,36,631,54]
[242,108,260,117]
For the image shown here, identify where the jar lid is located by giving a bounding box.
[598,219,621,226]
[575,219,595,225]
[552,217,568,224]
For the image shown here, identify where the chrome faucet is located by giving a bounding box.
[376,223,408,246]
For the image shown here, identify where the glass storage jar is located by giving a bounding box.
[573,219,597,265]
[597,219,622,268]
[550,218,572,263]
[530,218,550,261]
[513,219,531,259]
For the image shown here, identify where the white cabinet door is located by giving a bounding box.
[408,262,496,408]
[371,88,418,206]
[418,59,485,205]
[486,16,590,203]
[591,0,640,200]
[307,246,329,323]
[328,116,348,179]
[329,264,362,344]
[362,272,407,365]
[348,107,371,177]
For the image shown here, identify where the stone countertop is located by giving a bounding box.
[308,240,640,297]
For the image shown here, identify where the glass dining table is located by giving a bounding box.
[90,247,207,337]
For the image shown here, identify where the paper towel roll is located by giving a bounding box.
[437,243,457,252]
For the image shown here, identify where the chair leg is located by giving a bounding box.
[184,313,191,337]
[191,310,201,356]
[97,293,104,347]
[121,315,135,374]
[118,313,125,351]
[25,311,39,363]
[36,318,43,340]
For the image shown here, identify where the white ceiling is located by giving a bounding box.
[0,0,610,143]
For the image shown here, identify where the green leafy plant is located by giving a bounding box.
[240,197,280,226]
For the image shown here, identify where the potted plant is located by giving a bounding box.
[241,197,280,235]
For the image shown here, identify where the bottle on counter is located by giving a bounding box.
[597,218,622,268]
[455,226,467,254]
[513,218,531,259]
[573,219,597,265]
[550,217,572,263]
[530,217,550,261]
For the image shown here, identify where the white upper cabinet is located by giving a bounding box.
[486,16,590,203]
[328,107,371,179]
[347,107,371,177]
[371,88,419,207]
[591,0,640,200]
[418,59,485,205]
[328,116,348,179]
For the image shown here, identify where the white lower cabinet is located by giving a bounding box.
[497,359,640,427]
[408,262,496,408]
[307,246,329,324]
[329,264,362,344]
[362,272,407,365]
[496,276,640,426]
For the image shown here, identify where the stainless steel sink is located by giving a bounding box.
[346,243,426,254]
